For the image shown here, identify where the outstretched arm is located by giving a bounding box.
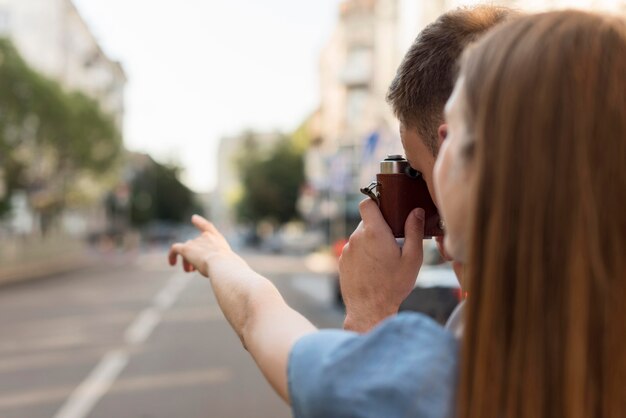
[168,215,316,403]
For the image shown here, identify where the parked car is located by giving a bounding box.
[262,225,326,255]
[332,239,462,325]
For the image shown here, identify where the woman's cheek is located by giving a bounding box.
[435,139,467,261]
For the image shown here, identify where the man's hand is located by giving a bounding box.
[168,215,243,277]
[338,199,425,333]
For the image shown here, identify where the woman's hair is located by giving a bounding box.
[458,11,626,418]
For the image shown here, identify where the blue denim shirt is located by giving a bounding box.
[288,312,459,418]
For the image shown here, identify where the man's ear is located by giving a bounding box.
[437,124,448,147]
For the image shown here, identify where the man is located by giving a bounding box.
[339,5,514,334]
[168,6,516,417]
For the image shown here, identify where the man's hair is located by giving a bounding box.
[386,5,514,156]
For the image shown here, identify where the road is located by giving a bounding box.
[0,249,344,418]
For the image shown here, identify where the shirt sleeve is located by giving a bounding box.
[288,312,459,418]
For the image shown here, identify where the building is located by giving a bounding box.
[509,0,626,12]
[312,0,416,240]
[0,0,126,131]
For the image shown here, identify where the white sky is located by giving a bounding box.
[72,0,342,193]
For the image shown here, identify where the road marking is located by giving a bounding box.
[153,274,191,310]
[53,349,128,418]
[0,368,231,410]
[0,348,110,373]
[0,334,89,354]
[124,308,162,345]
[110,368,232,393]
[53,273,191,418]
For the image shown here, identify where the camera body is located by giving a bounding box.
[361,155,444,238]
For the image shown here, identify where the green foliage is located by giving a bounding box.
[63,92,122,172]
[0,38,122,217]
[290,117,314,154]
[130,158,198,226]
[235,134,305,225]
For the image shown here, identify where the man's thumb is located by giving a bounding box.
[403,208,425,259]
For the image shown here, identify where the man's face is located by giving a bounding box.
[399,122,437,202]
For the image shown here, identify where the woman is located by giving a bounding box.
[169,10,626,417]
[440,10,626,418]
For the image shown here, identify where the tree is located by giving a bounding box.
[0,38,122,223]
[235,134,305,226]
[129,156,199,227]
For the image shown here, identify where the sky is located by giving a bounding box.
[72,0,342,193]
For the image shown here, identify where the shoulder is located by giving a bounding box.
[288,313,458,418]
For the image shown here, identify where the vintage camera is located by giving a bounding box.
[361,155,444,238]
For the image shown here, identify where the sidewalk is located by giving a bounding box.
[0,235,96,286]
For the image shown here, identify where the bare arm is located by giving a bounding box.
[168,215,317,402]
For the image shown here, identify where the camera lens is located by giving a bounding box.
[405,166,421,179]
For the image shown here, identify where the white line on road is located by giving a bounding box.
[53,349,128,418]
[53,273,191,418]
[124,308,162,345]
[153,275,191,310]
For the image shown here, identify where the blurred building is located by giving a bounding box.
[509,0,625,12]
[311,0,430,241]
[0,0,126,131]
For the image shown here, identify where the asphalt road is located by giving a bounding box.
[0,249,344,418]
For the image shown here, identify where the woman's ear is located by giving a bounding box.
[438,124,448,147]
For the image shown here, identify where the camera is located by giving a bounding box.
[361,155,444,238]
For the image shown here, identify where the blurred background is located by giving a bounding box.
[0,0,624,417]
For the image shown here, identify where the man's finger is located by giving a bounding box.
[402,208,425,261]
[191,214,214,233]
[358,198,386,226]
[183,259,194,273]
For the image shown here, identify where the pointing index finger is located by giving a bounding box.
[191,214,214,233]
